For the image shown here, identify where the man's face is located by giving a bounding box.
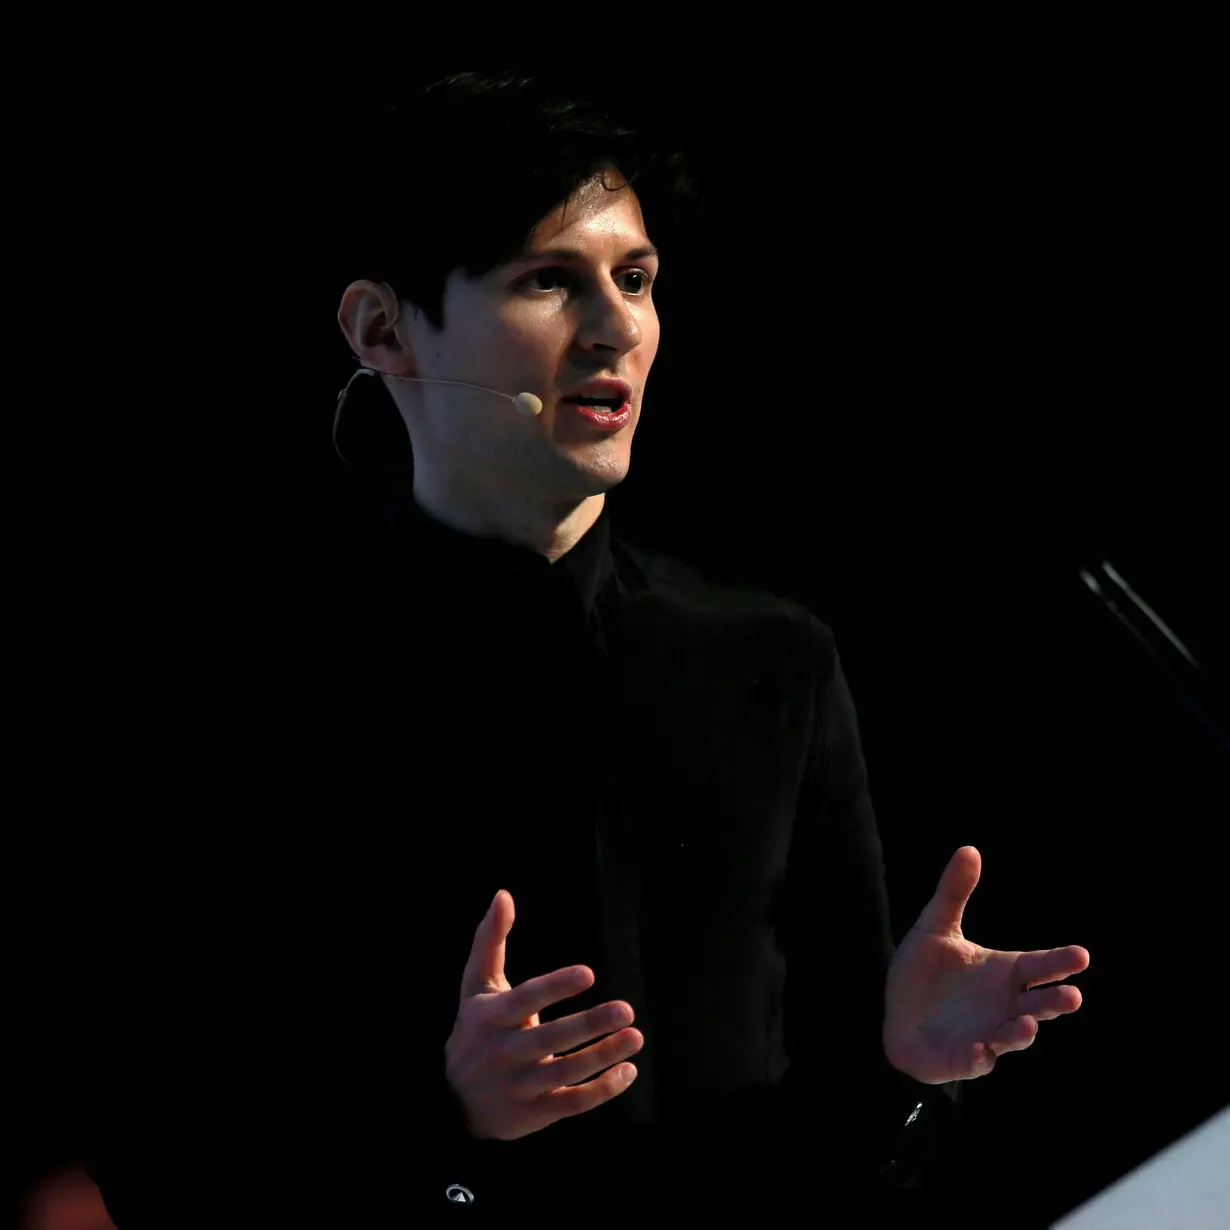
[343,167,661,514]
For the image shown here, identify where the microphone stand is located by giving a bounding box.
[1078,558,1230,762]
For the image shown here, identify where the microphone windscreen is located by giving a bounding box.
[515,392,543,417]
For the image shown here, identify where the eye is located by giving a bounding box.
[521,267,654,295]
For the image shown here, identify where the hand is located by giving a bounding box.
[882,846,1090,1084]
[444,888,645,1142]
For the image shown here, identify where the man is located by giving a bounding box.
[78,71,1089,1226]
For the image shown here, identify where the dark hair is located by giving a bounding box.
[323,68,707,336]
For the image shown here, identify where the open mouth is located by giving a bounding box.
[562,395,625,413]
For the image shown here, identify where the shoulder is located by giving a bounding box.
[610,532,838,663]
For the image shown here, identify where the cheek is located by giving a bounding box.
[496,318,569,372]
[641,324,661,371]
[643,306,661,347]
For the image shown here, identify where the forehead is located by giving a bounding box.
[524,171,652,254]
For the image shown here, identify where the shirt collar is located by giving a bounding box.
[383,482,616,618]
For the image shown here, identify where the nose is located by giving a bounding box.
[579,287,643,353]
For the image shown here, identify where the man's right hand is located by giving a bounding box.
[444,889,644,1142]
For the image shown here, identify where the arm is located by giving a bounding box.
[767,618,962,1193]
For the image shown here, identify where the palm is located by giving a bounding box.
[484,970,540,1031]
[882,847,1090,1084]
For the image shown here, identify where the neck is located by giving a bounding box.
[409,480,604,564]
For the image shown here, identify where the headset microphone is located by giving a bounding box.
[332,367,543,469]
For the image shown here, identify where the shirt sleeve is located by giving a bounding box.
[81,1038,524,1224]
[743,614,963,1199]
[410,1047,534,1212]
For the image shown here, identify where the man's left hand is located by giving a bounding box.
[882,846,1090,1084]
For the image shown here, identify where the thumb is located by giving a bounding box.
[459,889,513,1000]
[915,846,980,937]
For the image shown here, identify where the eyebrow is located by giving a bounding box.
[509,243,660,265]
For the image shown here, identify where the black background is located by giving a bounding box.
[20,11,1227,1227]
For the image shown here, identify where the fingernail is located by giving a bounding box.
[621,1064,638,1084]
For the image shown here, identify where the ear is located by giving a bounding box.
[337,280,410,372]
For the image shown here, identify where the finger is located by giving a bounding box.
[974,1041,1000,1072]
[1019,945,1091,989]
[1018,984,1083,1020]
[458,889,512,1001]
[494,964,595,1029]
[537,1056,641,1126]
[988,1015,1040,1054]
[541,1028,644,1092]
[513,999,634,1064]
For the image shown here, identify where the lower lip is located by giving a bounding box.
[562,400,632,431]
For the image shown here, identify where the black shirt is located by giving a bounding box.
[54,480,959,1225]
